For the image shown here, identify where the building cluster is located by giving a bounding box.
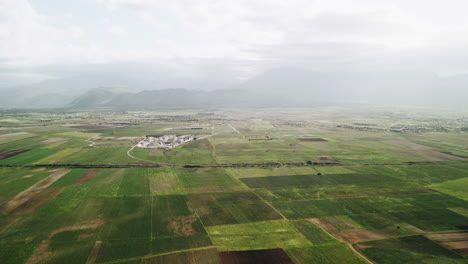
[136,135,196,149]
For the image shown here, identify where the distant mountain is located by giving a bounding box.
[2,67,467,109]
[69,88,284,109]
[235,68,468,108]
[70,87,130,108]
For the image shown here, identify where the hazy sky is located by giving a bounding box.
[1,0,468,87]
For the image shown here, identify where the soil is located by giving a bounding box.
[42,138,67,144]
[0,132,29,139]
[1,169,70,213]
[73,169,99,185]
[296,138,327,142]
[68,125,113,129]
[25,241,52,264]
[168,215,198,235]
[0,149,30,160]
[219,248,294,264]
[354,244,373,249]
[310,218,339,233]
[426,232,468,254]
[453,248,468,255]
[311,218,391,243]
[389,141,465,161]
[93,137,139,140]
[9,187,66,215]
[426,232,468,242]
[337,229,387,244]
[149,173,176,193]
[26,219,104,264]
[85,241,102,264]
[190,186,244,193]
[50,219,104,237]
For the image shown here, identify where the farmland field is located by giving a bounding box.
[0,107,467,263]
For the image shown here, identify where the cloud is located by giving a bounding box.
[1,0,468,88]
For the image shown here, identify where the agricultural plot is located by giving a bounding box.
[131,141,217,165]
[357,235,466,263]
[33,148,83,164]
[189,191,282,226]
[271,193,468,219]
[57,147,135,164]
[0,108,467,264]
[148,168,184,194]
[287,244,367,264]
[174,168,242,192]
[0,149,59,166]
[430,177,468,201]
[206,220,312,251]
[0,150,31,161]
[240,173,400,189]
[142,248,221,264]
[220,248,294,264]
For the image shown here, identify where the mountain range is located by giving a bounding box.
[1,68,467,109]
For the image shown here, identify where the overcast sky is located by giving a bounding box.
[1,0,468,88]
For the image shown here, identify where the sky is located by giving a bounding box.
[1,0,468,88]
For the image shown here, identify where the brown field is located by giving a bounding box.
[0,149,30,160]
[85,241,102,264]
[26,219,104,264]
[168,215,199,235]
[426,232,468,255]
[9,187,66,215]
[389,141,465,161]
[73,169,99,185]
[41,138,68,144]
[188,186,245,193]
[149,149,164,157]
[219,248,294,264]
[0,132,29,139]
[69,125,113,129]
[92,136,139,140]
[310,218,423,244]
[1,169,70,213]
[149,173,177,193]
[143,248,221,264]
[296,138,327,142]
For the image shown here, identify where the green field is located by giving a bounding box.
[0,108,467,263]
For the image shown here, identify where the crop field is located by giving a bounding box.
[0,107,467,263]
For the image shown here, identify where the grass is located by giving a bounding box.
[358,235,464,263]
[117,168,150,196]
[206,220,313,251]
[389,209,468,232]
[0,167,51,203]
[33,148,83,164]
[1,108,468,263]
[49,169,87,187]
[430,177,468,201]
[0,149,59,165]
[83,168,125,197]
[151,195,205,237]
[240,173,400,189]
[148,168,184,194]
[287,244,367,264]
[175,167,241,191]
[292,220,338,245]
[58,147,135,164]
[272,193,468,219]
[189,191,282,226]
[254,182,431,201]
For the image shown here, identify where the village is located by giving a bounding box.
[136,135,197,149]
